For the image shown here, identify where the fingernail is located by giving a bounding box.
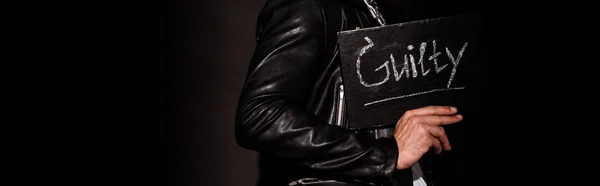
[455,114,463,119]
[450,107,457,112]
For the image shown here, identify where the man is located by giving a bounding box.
[235,0,481,185]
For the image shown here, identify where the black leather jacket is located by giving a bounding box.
[235,0,479,185]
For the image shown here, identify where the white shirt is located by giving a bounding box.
[412,162,428,186]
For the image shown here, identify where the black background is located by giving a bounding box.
[11,0,588,185]
[157,0,588,185]
[161,0,264,185]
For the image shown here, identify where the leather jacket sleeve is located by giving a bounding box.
[235,0,398,184]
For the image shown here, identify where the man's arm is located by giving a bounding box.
[235,0,398,184]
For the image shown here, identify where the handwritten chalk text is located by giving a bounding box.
[356,36,468,88]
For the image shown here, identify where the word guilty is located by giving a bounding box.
[356,36,468,88]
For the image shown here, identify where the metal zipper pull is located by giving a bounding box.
[336,84,345,127]
[363,0,386,26]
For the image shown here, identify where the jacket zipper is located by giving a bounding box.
[336,84,346,127]
[289,177,377,185]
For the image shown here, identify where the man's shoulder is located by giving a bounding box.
[260,0,325,14]
[256,0,328,35]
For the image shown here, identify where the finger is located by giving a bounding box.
[430,137,443,154]
[413,114,463,126]
[404,105,458,117]
[428,126,451,150]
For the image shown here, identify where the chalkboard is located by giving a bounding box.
[337,12,485,130]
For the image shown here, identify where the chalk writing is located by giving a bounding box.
[355,36,469,105]
[419,42,431,76]
[445,42,468,88]
[430,40,446,73]
[336,11,483,129]
[364,87,466,106]
[356,37,390,87]
[356,36,468,89]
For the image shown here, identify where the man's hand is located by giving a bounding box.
[393,105,462,170]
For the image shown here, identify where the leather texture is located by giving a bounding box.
[235,0,482,185]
